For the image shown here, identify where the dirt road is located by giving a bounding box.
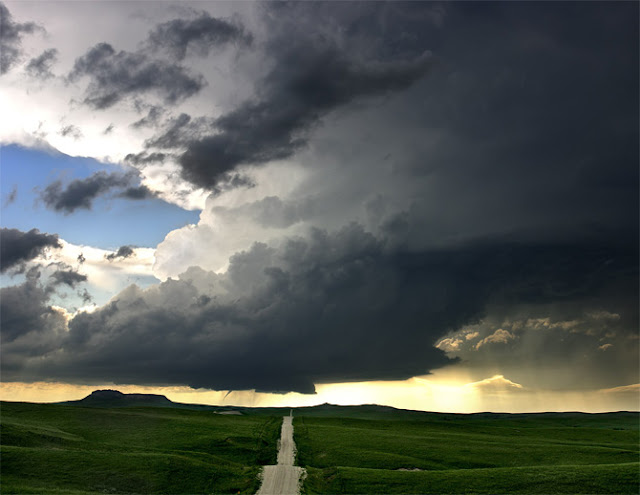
[256,415,305,495]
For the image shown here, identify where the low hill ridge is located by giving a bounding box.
[60,392,639,417]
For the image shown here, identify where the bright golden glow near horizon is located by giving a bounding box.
[2,373,638,414]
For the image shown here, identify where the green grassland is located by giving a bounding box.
[1,401,281,494]
[295,411,639,494]
[2,399,638,495]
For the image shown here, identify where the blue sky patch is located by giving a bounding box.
[1,144,200,248]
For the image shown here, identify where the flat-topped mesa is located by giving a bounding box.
[75,390,174,407]
[122,393,172,402]
[87,389,125,398]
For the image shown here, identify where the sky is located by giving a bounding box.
[0,1,638,413]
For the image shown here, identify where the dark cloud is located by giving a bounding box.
[41,172,132,213]
[25,48,58,79]
[247,2,637,253]
[137,6,435,190]
[0,2,40,74]
[175,46,433,189]
[0,271,57,344]
[2,2,637,397]
[40,170,157,213]
[105,245,135,262]
[144,113,211,150]
[131,106,164,129]
[2,222,635,394]
[50,269,87,289]
[146,11,252,60]
[0,228,61,273]
[124,151,168,167]
[0,270,67,373]
[69,42,205,109]
[117,184,157,200]
[392,1,639,250]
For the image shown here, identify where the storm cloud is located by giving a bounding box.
[49,269,87,288]
[123,151,168,167]
[0,2,40,74]
[130,106,164,129]
[69,42,205,109]
[179,49,432,188]
[3,222,636,394]
[117,185,157,200]
[136,8,435,190]
[41,172,144,213]
[1,1,637,402]
[1,269,68,373]
[146,10,252,60]
[0,228,61,272]
[25,48,58,79]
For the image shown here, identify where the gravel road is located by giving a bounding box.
[256,415,305,495]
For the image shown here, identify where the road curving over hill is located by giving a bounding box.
[256,414,305,495]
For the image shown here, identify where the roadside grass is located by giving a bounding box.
[1,401,281,494]
[304,463,640,494]
[295,412,639,494]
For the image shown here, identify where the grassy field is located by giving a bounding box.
[1,401,281,494]
[295,411,640,494]
[2,400,638,495]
